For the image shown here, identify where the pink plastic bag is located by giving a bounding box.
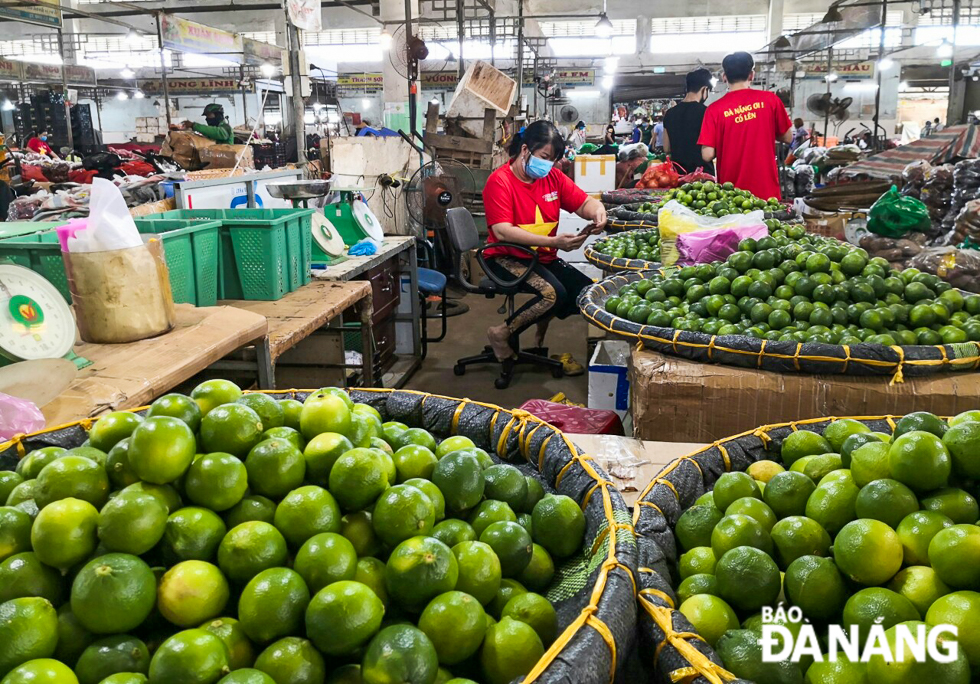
[676,224,769,265]
[0,392,45,439]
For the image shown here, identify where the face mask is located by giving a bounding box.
[40,136,47,141]
[525,153,554,180]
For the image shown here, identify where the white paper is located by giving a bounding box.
[68,178,142,253]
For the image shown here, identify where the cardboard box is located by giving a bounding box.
[589,340,630,419]
[574,154,616,193]
[199,144,254,170]
[630,347,980,443]
[803,210,866,240]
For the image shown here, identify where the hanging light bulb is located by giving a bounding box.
[937,39,953,58]
[601,74,614,89]
[121,67,135,79]
[878,57,895,70]
[603,56,619,74]
[1,99,14,111]
[260,62,276,78]
[117,91,129,100]
[594,13,614,38]
[825,72,839,82]
[134,90,145,99]
[125,28,142,44]
[379,29,393,50]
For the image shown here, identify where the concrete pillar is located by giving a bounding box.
[380,0,421,131]
[636,16,651,56]
[767,0,785,44]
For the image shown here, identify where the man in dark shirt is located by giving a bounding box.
[663,68,714,176]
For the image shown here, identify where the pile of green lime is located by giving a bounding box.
[0,382,588,684]
[592,230,661,262]
[659,181,782,216]
[672,410,980,683]
[603,229,980,346]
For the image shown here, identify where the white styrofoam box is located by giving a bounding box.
[574,154,616,193]
[446,61,516,139]
[588,340,630,419]
[135,133,156,143]
[557,209,600,263]
[572,262,603,282]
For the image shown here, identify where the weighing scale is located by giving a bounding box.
[0,263,77,367]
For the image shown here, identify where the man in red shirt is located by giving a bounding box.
[698,52,792,200]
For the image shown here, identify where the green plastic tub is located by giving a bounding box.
[150,208,315,300]
[0,218,221,306]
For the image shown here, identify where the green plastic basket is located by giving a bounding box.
[0,218,221,306]
[151,208,315,300]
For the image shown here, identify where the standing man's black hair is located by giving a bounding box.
[722,52,755,83]
[686,68,713,93]
[508,120,566,160]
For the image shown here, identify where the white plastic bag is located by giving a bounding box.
[657,199,766,265]
[68,178,142,253]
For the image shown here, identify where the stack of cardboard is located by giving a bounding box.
[135,117,169,143]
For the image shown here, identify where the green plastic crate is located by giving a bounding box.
[151,208,315,301]
[0,218,221,306]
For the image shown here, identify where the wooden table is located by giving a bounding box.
[218,281,374,388]
[566,433,707,507]
[313,236,422,389]
[42,304,269,426]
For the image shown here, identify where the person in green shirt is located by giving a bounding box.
[176,103,234,144]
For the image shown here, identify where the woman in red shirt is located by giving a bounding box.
[26,131,58,158]
[482,120,608,362]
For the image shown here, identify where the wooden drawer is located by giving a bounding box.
[364,259,400,323]
[374,315,397,368]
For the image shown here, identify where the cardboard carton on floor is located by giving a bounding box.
[630,348,980,443]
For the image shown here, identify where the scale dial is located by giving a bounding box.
[0,264,75,361]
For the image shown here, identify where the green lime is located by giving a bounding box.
[679,547,717,578]
[299,391,352,440]
[479,617,543,684]
[147,629,231,684]
[34,455,109,509]
[840,432,882,468]
[888,566,950,615]
[851,441,891,486]
[273,485,342,549]
[97,490,168,555]
[218,669,272,684]
[804,657,868,684]
[184,453,248,512]
[501,592,556,645]
[31,497,98,570]
[127,416,196,485]
[711,472,762,511]
[802,453,843,482]
[223,496,276,530]
[201,617,254,670]
[929,524,980,589]
[488,579,527,619]
[393,445,437,482]
[88,412,143,453]
[362,625,438,684]
[483,465,528,512]
[191,379,242,416]
[780,430,832,467]
[452,540,502,606]
[71,554,156,634]
[677,595,739,647]
[835,518,903,586]
[0,552,63,606]
[2,659,78,684]
[843,588,918,642]
[0,507,31,563]
[725,497,776,532]
[75,636,149,684]
[158,560,230,627]
[432,519,476,548]
[419,591,487,665]
[15,447,64,481]
[854,479,920,529]
[523,478,545,513]
[148,393,203,432]
[0,597,58,679]
[302,432,354,488]
[394,428,438,453]
[163,507,227,563]
[340,511,382,558]
[306,580,384,656]
[480,521,532,578]
[926,591,980,668]
[763,471,815,518]
[894,411,948,440]
[675,505,723,551]
[889,431,951,493]
[254,637,325,684]
[385,537,458,612]
[710,514,772,558]
[245,439,306,500]
[372,484,435,547]
[435,436,475,458]
[823,418,871,451]
[468,500,517,538]
[770,515,831,569]
[404,479,446,522]
[805,475,859,537]
[867,622,971,684]
[119,481,180,514]
[105,439,139,489]
[238,568,311,644]
[897,510,954,566]
[200,404,265,459]
[531,495,585,559]
[676,574,719,604]
[517,543,554,593]
[0,472,24,506]
[237,394,284,430]
[943,421,980,479]
[262,427,305,452]
[294,533,358,593]
[355,557,389,606]
[746,460,784,482]
[432,452,484,515]
[920,487,979,524]
[53,605,95,669]
[328,448,391,512]
[784,555,847,621]
[317,387,354,410]
[218,521,288,586]
[715,546,780,611]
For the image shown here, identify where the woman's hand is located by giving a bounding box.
[554,233,589,251]
[593,203,608,229]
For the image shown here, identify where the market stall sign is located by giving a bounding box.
[0,60,24,81]
[286,0,321,32]
[337,73,384,90]
[803,61,875,80]
[160,14,244,63]
[422,71,460,89]
[0,0,61,28]
[141,78,247,95]
[243,37,284,66]
[522,69,595,86]
[22,62,97,87]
